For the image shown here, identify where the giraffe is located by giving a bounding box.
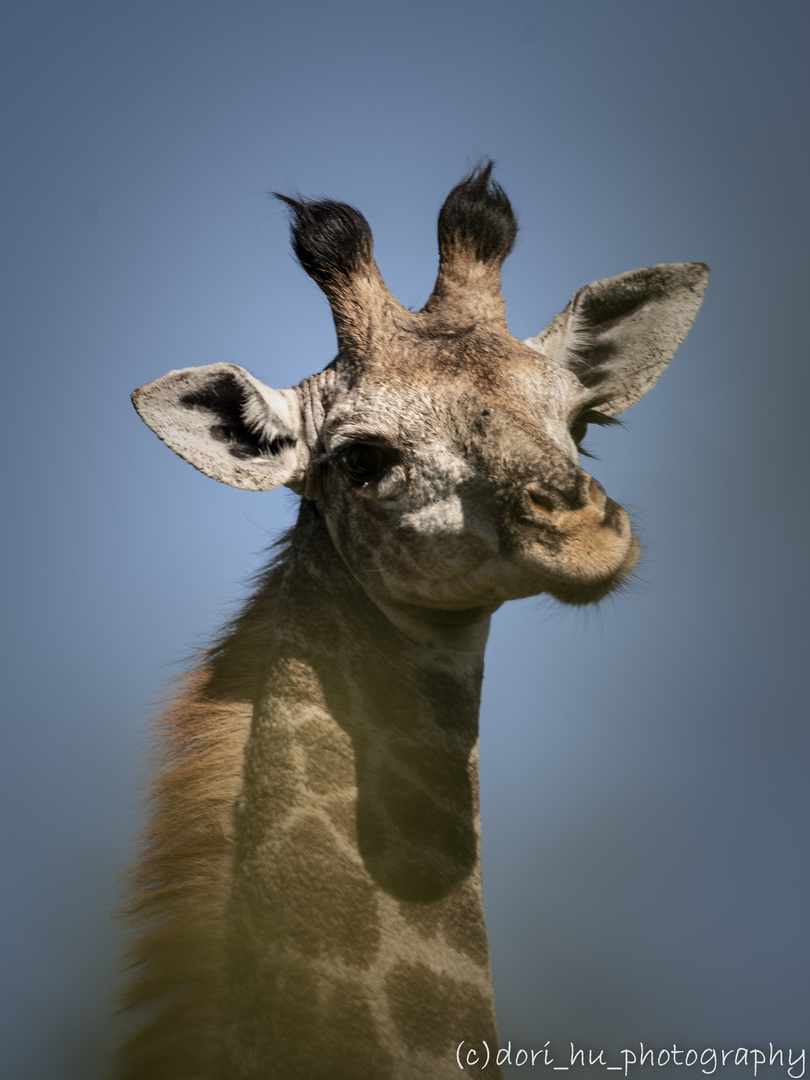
[121,163,708,1080]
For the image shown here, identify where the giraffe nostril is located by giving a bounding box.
[526,484,556,517]
[587,478,607,512]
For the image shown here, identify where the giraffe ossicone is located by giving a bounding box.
[122,163,707,1079]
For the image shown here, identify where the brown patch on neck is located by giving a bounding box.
[385,959,501,1073]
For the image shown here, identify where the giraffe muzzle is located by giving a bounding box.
[509,476,637,602]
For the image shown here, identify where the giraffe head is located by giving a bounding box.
[133,164,707,624]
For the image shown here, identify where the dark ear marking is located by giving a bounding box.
[566,351,616,388]
[437,160,517,266]
[273,193,375,294]
[181,373,294,460]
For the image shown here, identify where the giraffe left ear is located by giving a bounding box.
[525,262,709,415]
[132,363,308,491]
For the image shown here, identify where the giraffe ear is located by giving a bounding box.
[525,262,709,415]
[132,363,307,491]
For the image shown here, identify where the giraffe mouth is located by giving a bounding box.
[513,532,642,606]
[500,489,640,603]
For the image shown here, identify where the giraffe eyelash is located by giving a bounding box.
[577,409,623,428]
[570,410,623,458]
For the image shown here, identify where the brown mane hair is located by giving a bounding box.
[116,535,291,1078]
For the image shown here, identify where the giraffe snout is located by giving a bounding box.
[513,471,636,601]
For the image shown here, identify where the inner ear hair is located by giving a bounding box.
[180,372,294,461]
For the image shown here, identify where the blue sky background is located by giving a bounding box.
[2,2,808,1077]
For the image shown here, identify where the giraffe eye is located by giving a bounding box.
[570,419,588,446]
[338,443,396,484]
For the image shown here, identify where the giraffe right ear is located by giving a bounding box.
[132,363,307,491]
[525,262,709,415]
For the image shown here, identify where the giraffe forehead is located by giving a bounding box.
[325,339,581,448]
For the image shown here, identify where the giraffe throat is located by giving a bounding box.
[219,500,502,1079]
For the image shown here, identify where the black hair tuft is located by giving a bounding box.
[273,193,374,293]
[437,161,517,265]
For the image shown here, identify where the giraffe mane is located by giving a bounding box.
[115,536,292,1078]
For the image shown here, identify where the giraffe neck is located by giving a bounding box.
[220,499,503,1079]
